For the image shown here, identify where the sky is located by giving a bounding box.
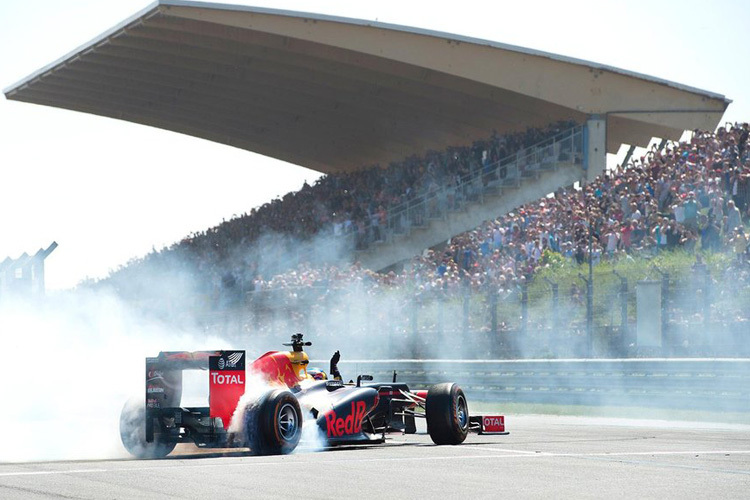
[1,0,748,290]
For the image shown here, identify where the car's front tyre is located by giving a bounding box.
[425,382,469,445]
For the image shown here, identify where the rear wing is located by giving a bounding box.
[145,350,246,433]
[148,350,223,371]
[145,351,223,412]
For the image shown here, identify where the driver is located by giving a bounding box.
[303,351,343,382]
[285,333,344,382]
[307,368,327,380]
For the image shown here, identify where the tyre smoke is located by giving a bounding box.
[0,289,226,463]
[226,375,328,454]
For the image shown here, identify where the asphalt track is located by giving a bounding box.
[2,415,749,499]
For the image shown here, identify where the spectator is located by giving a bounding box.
[100,121,750,311]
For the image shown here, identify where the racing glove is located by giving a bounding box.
[330,350,342,381]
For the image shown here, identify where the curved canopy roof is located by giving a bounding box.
[4,0,730,174]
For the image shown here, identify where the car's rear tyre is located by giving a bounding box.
[425,383,469,445]
[244,389,302,455]
[119,398,176,459]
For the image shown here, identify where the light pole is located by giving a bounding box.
[583,187,594,358]
[578,272,592,357]
[613,269,628,353]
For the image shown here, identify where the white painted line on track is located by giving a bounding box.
[590,450,750,457]
[2,450,750,478]
[461,446,548,455]
[457,447,750,458]
[0,469,107,477]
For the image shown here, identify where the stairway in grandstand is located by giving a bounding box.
[355,125,586,271]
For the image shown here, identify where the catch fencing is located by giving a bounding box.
[323,358,750,413]
[210,259,750,360]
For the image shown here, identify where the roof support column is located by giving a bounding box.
[584,115,606,183]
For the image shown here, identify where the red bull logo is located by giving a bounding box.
[324,401,367,438]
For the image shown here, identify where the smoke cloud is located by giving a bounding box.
[4,215,744,463]
[0,289,227,463]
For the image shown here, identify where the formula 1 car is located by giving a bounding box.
[120,334,507,458]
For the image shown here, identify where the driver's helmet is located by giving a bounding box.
[307,368,327,380]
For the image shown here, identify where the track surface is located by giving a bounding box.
[2,415,749,499]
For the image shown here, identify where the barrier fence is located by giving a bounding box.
[322,359,750,412]
[196,264,750,359]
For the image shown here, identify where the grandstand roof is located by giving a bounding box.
[4,0,730,174]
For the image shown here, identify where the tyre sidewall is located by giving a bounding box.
[119,398,176,459]
[425,382,469,445]
[245,389,301,455]
[267,392,302,454]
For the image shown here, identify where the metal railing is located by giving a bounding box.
[326,358,750,412]
[218,125,584,272]
[322,124,583,255]
[373,125,582,247]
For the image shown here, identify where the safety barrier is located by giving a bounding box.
[317,358,750,412]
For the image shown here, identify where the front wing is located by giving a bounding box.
[469,414,508,435]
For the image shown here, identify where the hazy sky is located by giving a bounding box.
[1,0,748,290]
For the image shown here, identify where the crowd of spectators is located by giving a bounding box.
[103,121,750,320]
[194,119,574,253]
[248,122,750,296]
[105,120,577,294]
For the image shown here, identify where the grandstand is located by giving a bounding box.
[5,2,747,357]
[3,1,729,270]
[3,1,728,171]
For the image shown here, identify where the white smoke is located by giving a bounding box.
[226,375,328,454]
[293,380,332,454]
[226,372,276,438]
[296,412,328,454]
[0,289,227,463]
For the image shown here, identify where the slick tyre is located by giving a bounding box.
[119,398,176,459]
[244,389,302,455]
[425,383,469,445]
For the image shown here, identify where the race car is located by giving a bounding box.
[119,334,507,458]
